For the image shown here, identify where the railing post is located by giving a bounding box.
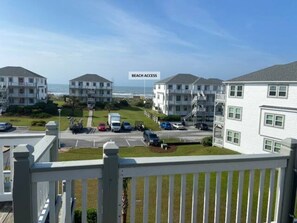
[13,144,34,223]
[102,141,120,223]
[46,121,59,162]
[280,138,297,223]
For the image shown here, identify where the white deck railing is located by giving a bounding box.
[12,133,297,223]
[0,133,44,202]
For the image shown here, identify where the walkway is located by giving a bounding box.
[86,109,93,128]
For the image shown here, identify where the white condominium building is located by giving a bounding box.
[69,74,113,107]
[153,74,222,123]
[0,66,47,111]
[213,61,297,154]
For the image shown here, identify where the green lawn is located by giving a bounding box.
[91,106,160,130]
[0,115,70,131]
[58,146,278,222]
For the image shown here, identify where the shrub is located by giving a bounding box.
[202,136,213,146]
[30,112,52,118]
[74,208,97,223]
[31,120,46,126]
[161,115,181,122]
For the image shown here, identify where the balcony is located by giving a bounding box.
[1,122,297,223]
[8,82,36,87]
[215,93,226,103]
[214,115,225,125]
[166,89,191,94]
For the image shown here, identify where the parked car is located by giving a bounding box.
[143,130,160,146]
[160,122,172,130]
[0,122,12,131]
[97,123,107,131]
[172,123,186,130]
[121,121,132,131]
[195,123,209,130]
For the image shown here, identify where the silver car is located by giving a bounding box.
[0,122,12,131]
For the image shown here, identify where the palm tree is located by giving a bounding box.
[122,178,130,223]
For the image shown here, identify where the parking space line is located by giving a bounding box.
[75,140,79,148]
[93,140,96,148]
[141,139,147,146]
[126,139,131,147]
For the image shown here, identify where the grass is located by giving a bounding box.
[90,106,160,130]
[0,115,70,131]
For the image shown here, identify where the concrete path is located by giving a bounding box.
[86,109,93,128]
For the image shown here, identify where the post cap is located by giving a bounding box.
[13,144,34,159]
[103,141,119,156]
[46,121,58,129]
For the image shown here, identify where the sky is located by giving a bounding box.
[0,0,296,86]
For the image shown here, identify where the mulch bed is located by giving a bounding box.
[148,145,177,153]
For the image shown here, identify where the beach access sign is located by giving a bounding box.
[129,71,160,80]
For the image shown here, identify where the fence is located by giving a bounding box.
[12,134,297,223]
[0,133,44,202]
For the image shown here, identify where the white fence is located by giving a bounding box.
[13,136,297,223]
[0,133,44,202]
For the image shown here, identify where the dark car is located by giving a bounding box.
[195,123,209,130]
[121,121,132,131]
[143,130,160,146]
[0,122,12,131]
[160,122,172,130]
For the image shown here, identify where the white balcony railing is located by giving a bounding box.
[215,93,226,102]
[10,123,297,223]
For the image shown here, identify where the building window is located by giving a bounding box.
[19,98,25,104]
[79,82,83,86]
[86,82,89,86]
[229,85,243,98]
[169,95,172,101]
[158,85,160,89]
[213,85,218,91]
[9,77,13,82]
[197,85,201,90]
[184,96,188,101]
[185,85,189,90]
[268,85,288,98]
[183,106,187,111]
[107,83,110,87]
[176,106,180,111]
[100,83,104,87]
[107,90,110,95]
[9,88,13,93]
[228,106,242,120]
[19,88,24,94]
[168,85,172,89]
[177,85,181,90]
[72,82,75,86]
[176,95,181,101]
[29,98,34,104]
[226,130,241,145]
[29,78,34,83]
[0,77,4,82]
[72,89,75,94]
[204,85,209,91]
[264,138,281,153]
[93,82,96,87]
[29,89,34,94]
[264,113,285,128]
[157,94,160,99]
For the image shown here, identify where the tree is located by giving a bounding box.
[121,178,130,223]
[105,103,112,113]
[67,96,80,116]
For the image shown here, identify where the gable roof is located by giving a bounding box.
[0,66,45,78]
[156,73,222,85]
[70,74,112,83]
[226,61,297,83]
[156,74,199,84]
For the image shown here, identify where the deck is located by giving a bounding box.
[0,202,13,223]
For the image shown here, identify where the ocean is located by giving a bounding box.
[48,84,154,98]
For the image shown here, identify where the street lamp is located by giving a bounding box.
[58,108,62,147]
